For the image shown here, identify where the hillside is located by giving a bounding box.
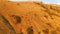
[0,1,60,34]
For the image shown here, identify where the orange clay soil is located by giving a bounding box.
[0,1,60,34]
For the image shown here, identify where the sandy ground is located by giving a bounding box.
[0,1,60,34]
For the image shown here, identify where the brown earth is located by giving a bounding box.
[0,0,60,34]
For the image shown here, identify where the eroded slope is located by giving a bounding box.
[0,1,60,34]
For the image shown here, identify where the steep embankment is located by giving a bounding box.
[0,1,60,34]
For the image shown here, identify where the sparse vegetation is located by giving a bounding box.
[0,1,60,34]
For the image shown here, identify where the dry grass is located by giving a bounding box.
[0,1,60,34]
